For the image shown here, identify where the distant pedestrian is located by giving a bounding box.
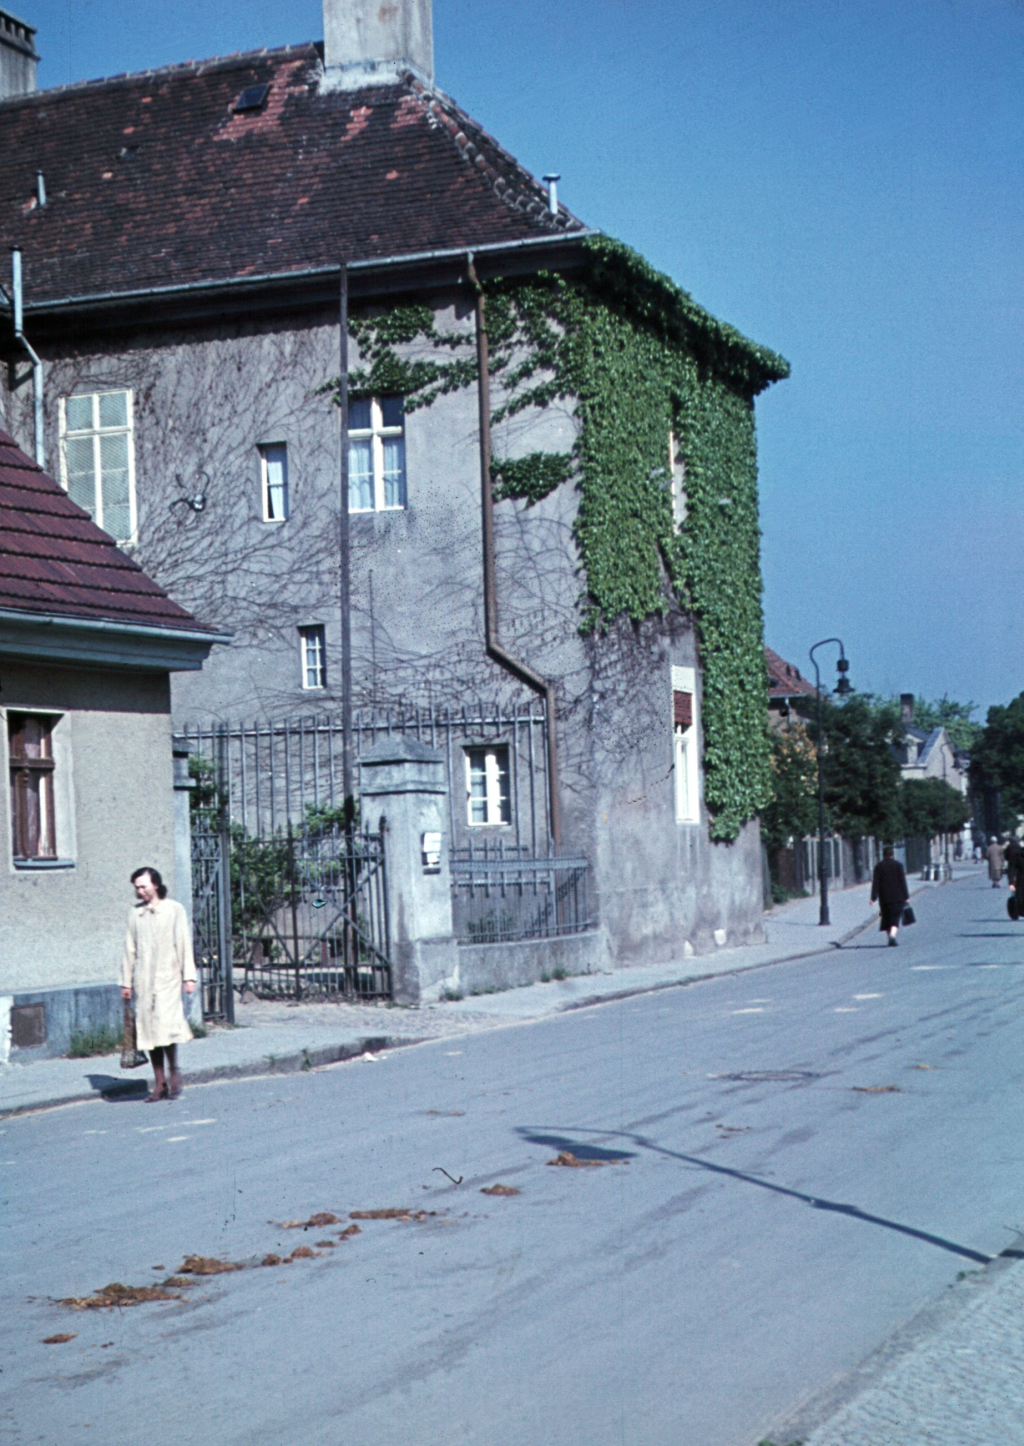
[120,867,197,1102]
[987,837,1005,888]
[871,845,910,947]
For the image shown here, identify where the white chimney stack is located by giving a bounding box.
[323,0,433,88]
[0,7,38,100]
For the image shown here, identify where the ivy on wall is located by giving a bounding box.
[336,237,789,841]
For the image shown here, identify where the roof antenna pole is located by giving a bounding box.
[10,249,45,469]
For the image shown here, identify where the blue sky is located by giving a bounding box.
[23,0,1024,715]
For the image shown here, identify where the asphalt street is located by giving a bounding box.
[3,871,1024,1446]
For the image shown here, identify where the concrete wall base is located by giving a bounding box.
[5,982,122,1061]
[453,931,607,995]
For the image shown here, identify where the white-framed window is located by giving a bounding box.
[672,664,700,824]
[669,430,686,531]
[465,745,511,827]
[259,443,289,521]
[348,395,406,512]
[60,389,136,543]
[299,626,327,690]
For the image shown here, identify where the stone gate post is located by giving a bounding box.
[359,737,458,1004]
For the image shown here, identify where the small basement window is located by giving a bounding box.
[465,745,511,827]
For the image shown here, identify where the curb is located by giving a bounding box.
[0,1034,417,1120]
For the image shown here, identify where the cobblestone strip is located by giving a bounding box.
[799,1260,1024,1445]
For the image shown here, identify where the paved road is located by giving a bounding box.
[3,872,1024,1446]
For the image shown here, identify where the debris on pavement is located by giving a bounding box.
[59,1282,183,1310]
[337,1224,361,1238]
[178,1255,244,1275]
[350,1208,437,1221]
[42,1334,76,1344]
[284,1246,322,1262]
[314,1240,337,1248]
[546,1152,626,1167]
[277,1212,340,1229]
[481,1184,520,1196]
[852,1085,901,1094]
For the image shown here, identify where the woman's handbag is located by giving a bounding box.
[120,999,147,1070]
[901,905,916,927]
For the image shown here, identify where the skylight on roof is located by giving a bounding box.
[233,83,270,114]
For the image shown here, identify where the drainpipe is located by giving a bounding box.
[466,254,562,850]
[10,249,45,468]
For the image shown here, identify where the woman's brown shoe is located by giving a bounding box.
[145,1082,168,1103]
[169,1070,183,1099]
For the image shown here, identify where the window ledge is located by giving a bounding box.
[13,858,76,871]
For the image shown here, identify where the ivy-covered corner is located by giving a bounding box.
[335,235,789,841]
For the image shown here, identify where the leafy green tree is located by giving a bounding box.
[899,778,970,839]
[909,696,982,752]
[971,693,1024,819]
[802,694,905,840]
[760,727,819,851]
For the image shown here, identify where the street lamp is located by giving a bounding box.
[809,638,852,926]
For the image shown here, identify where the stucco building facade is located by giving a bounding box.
[0,0,787,976]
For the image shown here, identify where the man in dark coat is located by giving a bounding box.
[871,845,910,947]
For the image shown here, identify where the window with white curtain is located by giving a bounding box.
[259,443,289,521]
[348,395,406,512]
[299,625,327,690]
[464,745,511,827]
[60,390,136,542]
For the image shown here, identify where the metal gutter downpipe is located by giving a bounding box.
[11,249,45,469]
[466,254,562,849]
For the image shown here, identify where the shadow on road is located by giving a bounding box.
[517,1125,992,1264]
[517,1130,638,1162]
[85,1073,148,1102]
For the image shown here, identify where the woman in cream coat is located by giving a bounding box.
[121,866,197,1101]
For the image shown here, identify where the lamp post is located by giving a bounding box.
[809,638,852,926]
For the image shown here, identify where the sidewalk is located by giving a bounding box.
[0,875,920,1119]
[795,1245,1024,1445]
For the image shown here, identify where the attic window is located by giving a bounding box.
[233,83,270,114]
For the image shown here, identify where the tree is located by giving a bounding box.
[910,696,982,753]
[899,778,970,839]
[760,726,818,852]
[802,694,905,840]
[970,693,1024,819]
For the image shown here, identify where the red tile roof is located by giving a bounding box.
[0,44,582,307]
[0,426,213,633]
[766,646,816,701]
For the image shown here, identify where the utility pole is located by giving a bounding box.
[809,638,852,926]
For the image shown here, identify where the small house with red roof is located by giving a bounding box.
[0,425,225,1058]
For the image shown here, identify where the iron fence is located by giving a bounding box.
[177,699,550,852]
[233,823,390,1001]
[450,840,593,944]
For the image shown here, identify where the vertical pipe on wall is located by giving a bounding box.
[339,261,354,818]
[10,248,45,469]
[466,254,562,849]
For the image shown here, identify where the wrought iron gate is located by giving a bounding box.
[233,823,391,1001]
[190,812,234,1022]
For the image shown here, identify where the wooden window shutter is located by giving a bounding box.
[673,690,693,729]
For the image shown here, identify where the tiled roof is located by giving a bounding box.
[0,44,583,307]
[766,646,816,701]
[0,426,213,632]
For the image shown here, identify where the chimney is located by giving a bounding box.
[323,0,433,88]
[900,693,915,726]
[0,7,38,100]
